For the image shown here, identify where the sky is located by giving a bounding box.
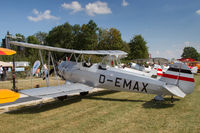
[0,0,200,59]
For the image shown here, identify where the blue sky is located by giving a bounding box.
[0,0,200,59]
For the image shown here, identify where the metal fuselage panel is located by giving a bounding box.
[58,61,170,96]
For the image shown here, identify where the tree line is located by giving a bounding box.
[1,20,149,64]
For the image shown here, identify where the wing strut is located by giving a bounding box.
[50,52,59,86]
[39,50,60,87]
[39,50,49,86]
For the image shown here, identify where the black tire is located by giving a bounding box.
[80,91,89,96]
[57,95,67,101]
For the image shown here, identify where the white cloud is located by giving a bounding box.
[196,9,200,15]
[61,1,83,13]
[61,1,112,16]
[27,9,59,22]
[122,0,129,7]
[33,9,39,15]
[85,1,112,16]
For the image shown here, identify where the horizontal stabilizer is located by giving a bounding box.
[163,84,186,98]
[20,83,93,99]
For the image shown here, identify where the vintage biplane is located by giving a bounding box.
[0,41,195,104]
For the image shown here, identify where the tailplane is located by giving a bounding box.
[162,84,185,98]
[160,62,195,95]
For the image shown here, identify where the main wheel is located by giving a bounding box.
[57,95,67,101]
[80,91,89,96]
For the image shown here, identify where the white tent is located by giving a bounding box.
[0,61,13,67]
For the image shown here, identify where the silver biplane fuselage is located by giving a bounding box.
[58,61,192,96]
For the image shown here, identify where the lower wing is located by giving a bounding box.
[20,82,93,98]
[0,82,93,104]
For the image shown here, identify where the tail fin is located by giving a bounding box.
[160,62,195,94]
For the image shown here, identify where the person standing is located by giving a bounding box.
[0,65,3,81]
[43,64,48,80]
[2,67,7,81]
[36,68,40,77]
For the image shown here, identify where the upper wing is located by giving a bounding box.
[20,82,93,99]
[9,41,127,57]
[162,84,186,98]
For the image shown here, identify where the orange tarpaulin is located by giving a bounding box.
[0,48,16,55]
[0,89,20,103]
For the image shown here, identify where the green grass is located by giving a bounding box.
[0,77,65,90]
[0,75,200,133]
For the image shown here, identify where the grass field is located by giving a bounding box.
[0,75,200,133]
[0,77,65,90]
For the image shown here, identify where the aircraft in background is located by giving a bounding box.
[125,62,169,79]
[0,41,195,104]
[130,62,152,73]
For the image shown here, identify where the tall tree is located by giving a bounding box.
[27,35,40,44]
[77,20,98,50]
[46,22,74,49]
[98,28,124,50]
[45,22,74,59]
[98,28,109,49]
[11,33,26,61]
[27,35,40,65]
[121,41,130,54]
[15,33,26,42]
[181,47,200,60]
[129,35,149,59]
[72,24,81,50]
[34,32,48,44]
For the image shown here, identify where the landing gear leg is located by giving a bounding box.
[39,101,43,108]
[171,95,174,103]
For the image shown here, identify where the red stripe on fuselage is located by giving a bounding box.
[157,73,163,76]
[163,73,194,82]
